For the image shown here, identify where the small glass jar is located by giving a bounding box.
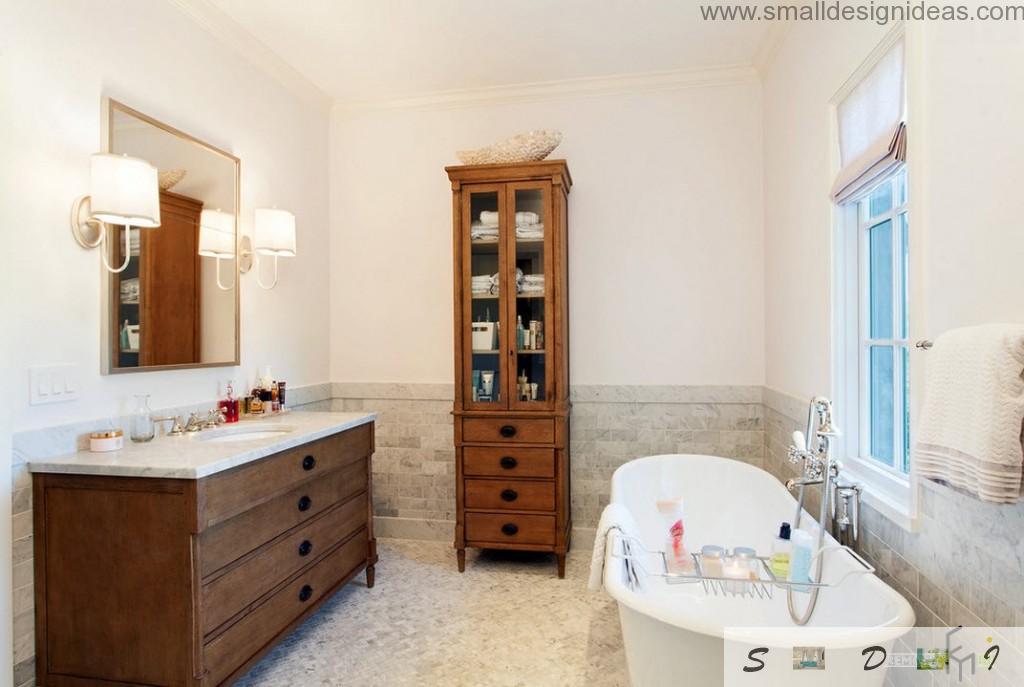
[700,545,725,578]
[131,394,155,443]
[732,547,760,580]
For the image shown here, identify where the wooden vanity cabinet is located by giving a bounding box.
[32,422,376,687]
[446,160,572,577]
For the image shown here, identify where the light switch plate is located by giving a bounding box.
[30,364,80,405]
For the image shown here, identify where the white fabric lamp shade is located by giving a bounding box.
[198,209,236,258]
[254,208,296,257]
[89,153,161,228]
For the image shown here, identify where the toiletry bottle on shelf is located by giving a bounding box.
[656,497,693,573]
[516,316,525,350]
[219,381,239,423]
[788,528,814,592]
[770,522,792,579]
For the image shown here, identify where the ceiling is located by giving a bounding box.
[203,0,773,104]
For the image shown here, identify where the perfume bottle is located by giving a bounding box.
[516,316,525,350]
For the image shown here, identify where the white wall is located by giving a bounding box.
[762,19,1024,401]
[329,81,765,386]
[3,0,333,434]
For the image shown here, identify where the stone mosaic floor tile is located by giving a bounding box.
[237,538,629,687]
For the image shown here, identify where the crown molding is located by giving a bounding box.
[334,64,760,117]
[165,0,331,110]
[752,22,792,76]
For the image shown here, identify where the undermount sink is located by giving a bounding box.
[198,426,294,443]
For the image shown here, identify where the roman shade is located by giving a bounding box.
[831,39,906,203]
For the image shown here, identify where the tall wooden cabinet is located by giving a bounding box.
[446,160,572,578]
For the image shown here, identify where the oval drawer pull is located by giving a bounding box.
[298,540,313,557]
[298,584,314,602]
[499,425,517,438]
[500,489,518,502]
[501,523,519,536]
[499,456,518,469]
[302,455,317,471]
[297,495,312,512]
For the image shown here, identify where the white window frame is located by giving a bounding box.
[831,23,922,532]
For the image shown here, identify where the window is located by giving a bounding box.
[831,28,915,528]
[858,169,910,474]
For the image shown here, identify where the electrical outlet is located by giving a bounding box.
[29,365,80,405]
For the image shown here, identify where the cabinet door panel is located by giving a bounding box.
[506,182,555,410]
[462,184,510,409]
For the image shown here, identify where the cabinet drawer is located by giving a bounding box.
[465,479,554,511]
[200,458,367,577]
[203,530,368,687]
[202,492,368,635]
[463,446,555,478]
[465,512,555,546]
[199,423,372,529]
[462,417,554,444]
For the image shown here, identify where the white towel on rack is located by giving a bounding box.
[515,211,540,226]
[478,210,499,226]
[914,323,1024,503]
[589,504,643,592]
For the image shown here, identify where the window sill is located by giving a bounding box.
[841,460,920,533]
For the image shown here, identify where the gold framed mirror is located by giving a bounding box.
[103,99,240,373]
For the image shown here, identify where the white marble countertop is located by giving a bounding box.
[28,411,376,479]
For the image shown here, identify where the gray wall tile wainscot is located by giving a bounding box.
[764,387,1024,633]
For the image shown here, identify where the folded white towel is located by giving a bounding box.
[515,211,539,225]
[914,323,1024,503]
[479,211,499,226]
[589,504,643,592]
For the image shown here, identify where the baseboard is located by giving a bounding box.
[373,516,454,542]
[372,516,597,553]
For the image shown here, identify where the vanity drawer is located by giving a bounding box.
[462,417,554,444]
[465,512,556,546]
[463,446,555,478]
[202,492,368,635]
[199,422,373,529]
[200,458,367,577]
[203,530,368,687]
[465,479,555,511]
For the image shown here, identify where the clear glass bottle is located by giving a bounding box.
[131,394,155,443]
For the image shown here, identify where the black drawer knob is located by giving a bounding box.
[302,455,316,471]
[499,456,518,469]
[298,495,312,512]
[298,585,313,602]
[298,540,313,557]
[501,523,519,536]
[499,425,517,438]
[500,489,518,502]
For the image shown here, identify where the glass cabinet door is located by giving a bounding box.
[507,182,553,409]
[463,185,508,408]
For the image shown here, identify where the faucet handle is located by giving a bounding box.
[152,415,185,436]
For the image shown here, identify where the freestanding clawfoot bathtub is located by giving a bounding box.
[602,454,915,687]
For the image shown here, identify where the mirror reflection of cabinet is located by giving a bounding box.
[105,99,239,373]
[111,191,202,367]
[447,160,572,577]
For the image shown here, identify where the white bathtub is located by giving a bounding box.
[603,454,915,687]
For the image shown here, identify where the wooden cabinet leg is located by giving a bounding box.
[366,564,375,588]
[457,548,466,572]
[556,553,566,579]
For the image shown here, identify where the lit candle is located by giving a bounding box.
[723,559,750,595]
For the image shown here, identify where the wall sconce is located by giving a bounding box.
[248,208,296,290]
[198,209,236,290]
[71,153,160,273]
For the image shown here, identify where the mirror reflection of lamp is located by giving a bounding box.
[70,153,161,273]
[251,208,296,290]
[198,209,236,290]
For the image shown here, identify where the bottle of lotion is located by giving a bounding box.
[770,522,792,579]
[788,527,814,592]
